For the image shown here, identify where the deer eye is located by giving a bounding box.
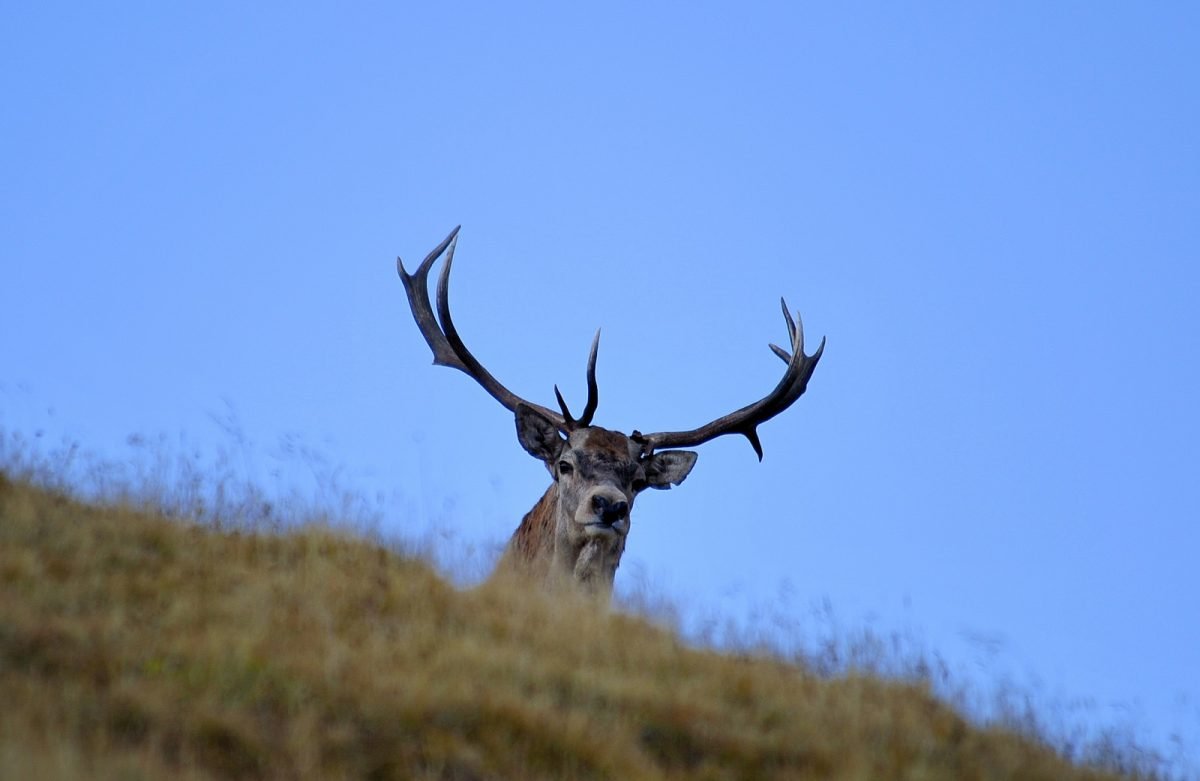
[631,478,648,492]
[558,460,574,476]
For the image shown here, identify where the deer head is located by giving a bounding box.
[397,227,823,596]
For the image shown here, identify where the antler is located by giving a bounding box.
[633,299,824,460]
[397,227,599,432]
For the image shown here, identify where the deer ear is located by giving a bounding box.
[515,404,565,463]
[645,450,698,489]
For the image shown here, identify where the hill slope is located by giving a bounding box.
[0,473,1128,780]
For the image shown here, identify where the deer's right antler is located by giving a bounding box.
[397,227,599,432]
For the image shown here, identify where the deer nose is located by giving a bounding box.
[592,495,629,524]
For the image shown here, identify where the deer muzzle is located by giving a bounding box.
[579,488,630,537]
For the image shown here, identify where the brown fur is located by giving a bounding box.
[580,428,635,459]
[499,484,558,579]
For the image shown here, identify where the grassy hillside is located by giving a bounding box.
[0,471,1139,780]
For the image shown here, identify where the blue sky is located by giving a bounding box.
[3,2,1198,768]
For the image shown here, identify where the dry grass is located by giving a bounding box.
[0,469,1151,780]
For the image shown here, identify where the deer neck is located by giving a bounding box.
[501,482,623,594]
[500,483,558,579]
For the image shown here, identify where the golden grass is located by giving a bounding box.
[0,471,1138,780]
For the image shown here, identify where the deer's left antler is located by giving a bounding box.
[633,298,824,460]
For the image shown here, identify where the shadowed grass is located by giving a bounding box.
[0,468,1156,781]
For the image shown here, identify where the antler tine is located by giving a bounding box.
[554,385,575,425]
[769,297,803,364]
[636,298,824,461]
[397,226,468,373]
[397,227,567,429]
[551,329,601,430]
[579,329,600,426]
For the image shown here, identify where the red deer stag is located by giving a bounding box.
[397,227,823,596]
